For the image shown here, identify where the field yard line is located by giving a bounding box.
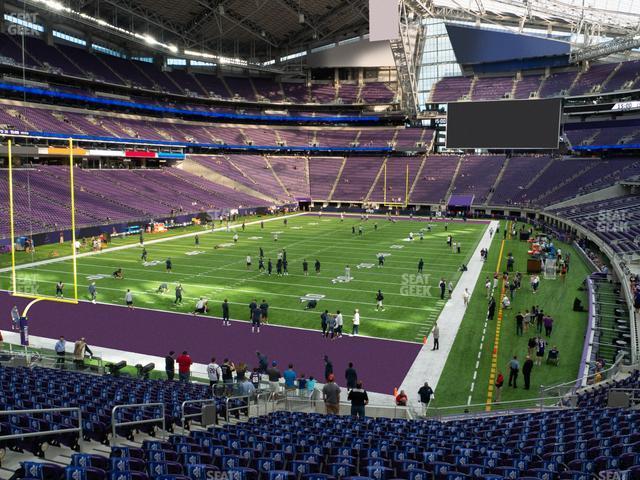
[485,221,511,410]
[82,250,465,274]
[31,258,456,295]
[127,243,472,267]
[13,268,436,316]
[464,225,504,407]
[0,212,306,274]
[1,272,432,325]
[398,220,499,404]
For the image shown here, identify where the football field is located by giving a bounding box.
[1,214,488,343]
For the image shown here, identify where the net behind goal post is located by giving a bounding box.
[6,138,79,305]
[543,258,557,280]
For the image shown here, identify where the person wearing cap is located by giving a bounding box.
[322,373,341,415]
[266,360,281,393]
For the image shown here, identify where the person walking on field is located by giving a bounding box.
[523,355,534,390]
[418,382,434,415]
[431,323,440,350]
[507,356,519,388]
[345,362,358,390]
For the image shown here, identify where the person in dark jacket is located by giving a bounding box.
[165,351,175,381]
[222,299,230,326]
[324,355,333,381]
[321,310,329,337]
[523,355,534,390]
[418,382,434,415]
[256,351,268,373]
[487,296,496,320]
[347,381,368,419]
[345,363,358,389]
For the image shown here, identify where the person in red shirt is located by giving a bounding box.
[176,351,192,381]
[395,390,408,406]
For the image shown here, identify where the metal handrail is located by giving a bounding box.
[0,407,82,441]
[0,346,104,372]
[540,351,626,400]
[111,402,165,445]
[180,398,217,431]
[283,396,411,419]
[224,395,251,423]
[426,397,565,421]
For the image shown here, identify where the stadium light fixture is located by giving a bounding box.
[30,0,180,54]
[143,34,158,45]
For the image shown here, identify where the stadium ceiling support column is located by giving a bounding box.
[390,0,421,118]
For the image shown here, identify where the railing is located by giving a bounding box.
[0,346,104,373]
[425,397,565,421]
[540,351,627,404]
[180,399,217,431]
[224,395,251,423]
[111,402,165,446]
[0,407,82,441]
[283,396,413,419]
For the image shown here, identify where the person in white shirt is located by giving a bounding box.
[207,357,222,386]
[345,265,351,281]
[463,288,470,306]
[246,255,252,270]
[193,297,207,315]
[409,232,414,241]
[502,295,511,309]
[352,309,360,336]
[335,311,344,338]
[125,289,133,309]
[233,233,239,243]
[485,277,492,298]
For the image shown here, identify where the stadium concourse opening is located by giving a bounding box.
[0,0,640,476]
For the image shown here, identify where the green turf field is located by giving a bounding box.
[1,214,487,343]
[432,221,591,409]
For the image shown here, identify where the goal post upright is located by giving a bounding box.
[6,137,79,305]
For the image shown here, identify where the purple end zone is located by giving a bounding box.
[0,292,421,393]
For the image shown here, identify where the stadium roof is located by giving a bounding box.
[15,0,640,64]
[408,0,640,37]
[17,0,371,61]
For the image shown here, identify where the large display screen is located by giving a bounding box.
[446,98,562,149]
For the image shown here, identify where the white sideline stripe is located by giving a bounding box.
[398,221,499,404]
[0,213,306,274]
